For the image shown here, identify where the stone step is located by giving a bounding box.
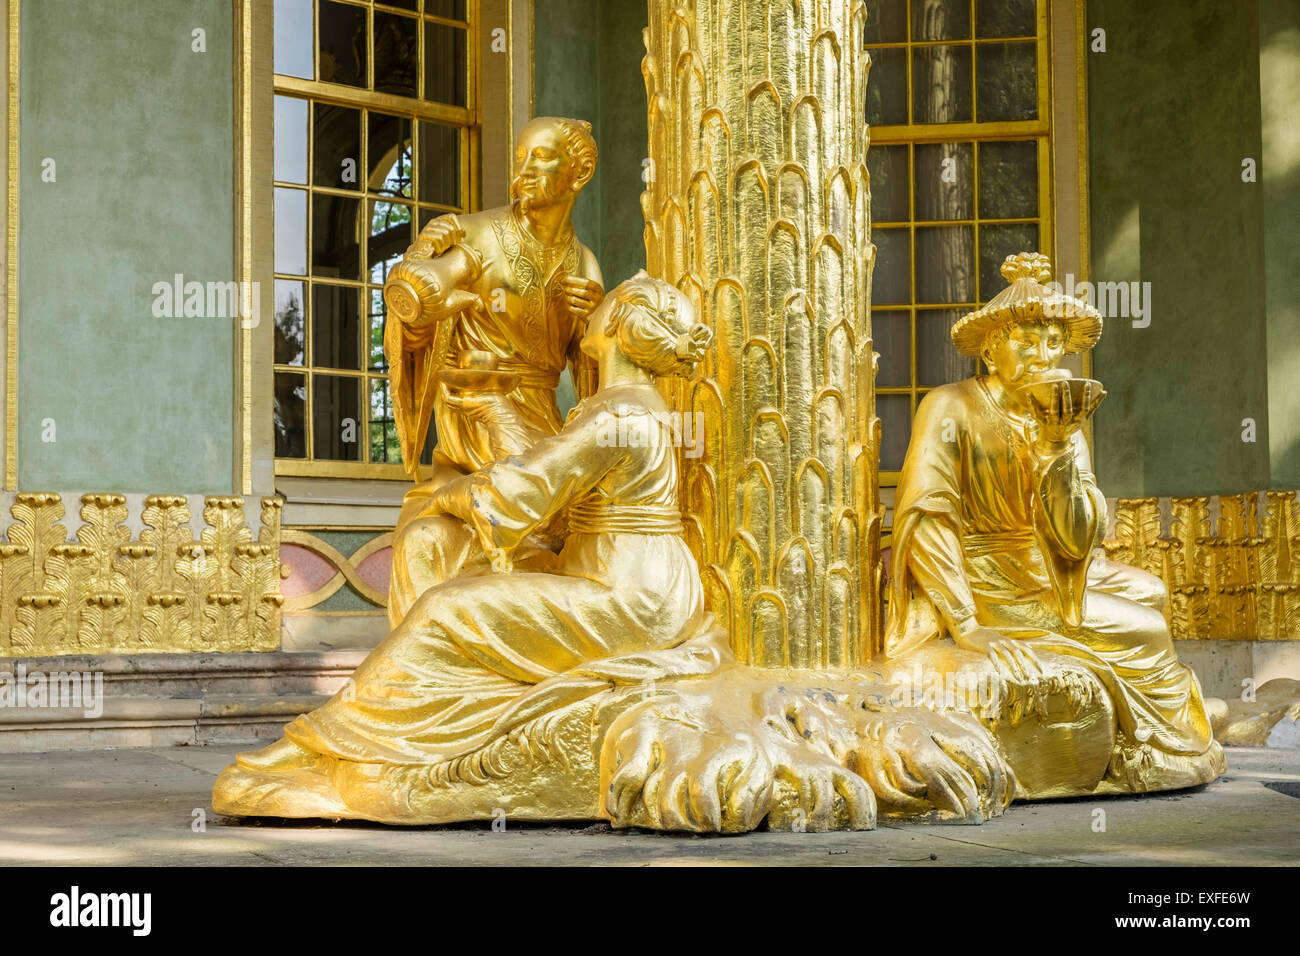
[0,651,364,752]
[0,649,364,696]
[0,691,333,752]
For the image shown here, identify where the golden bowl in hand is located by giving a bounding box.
[1016,377,1106,430]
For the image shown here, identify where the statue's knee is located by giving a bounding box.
[392,515,477,600]
[1110,563,1169,614]
[1135,602,1176,654]
[395,514,466,554]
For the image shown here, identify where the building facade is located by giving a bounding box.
[0,0,1297,746]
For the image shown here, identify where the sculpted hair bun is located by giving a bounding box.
[605,275,710,379]
[674,324,714,364]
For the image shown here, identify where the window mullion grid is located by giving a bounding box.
[274,0,476,473]
[360,103,372,466]
[367,2,375,92]
[973,141,982,307]
[968,0,977,125]
[305,100,316,461]
[904,0,913,125]
[861,1,1049,484]
[906,138,916,419]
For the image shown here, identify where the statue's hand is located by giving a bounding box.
[954,625,1044,683]
[443,391,531,458]
[406,215,465,259]
[953,624,999,654]
[559,276,604,318]
[444,289,487,322]
[1019,378,1106,454]
[985,638,1043,684]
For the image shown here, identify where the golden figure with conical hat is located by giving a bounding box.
[883,252,1224,792]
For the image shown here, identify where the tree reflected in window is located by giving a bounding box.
[866,0,1048,476]
[272,1,470,474]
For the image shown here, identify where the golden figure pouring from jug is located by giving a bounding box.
[382,116,605,624]
[884,252,1224,793]
[212,275,726,821]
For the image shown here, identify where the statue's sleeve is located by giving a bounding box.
[567,249,603,402]
[884,387,973,657]
[1030,431,1106,627]
[569,339,599,404]
[907,518,978,633]
[440,403,624,557]
[384,244,482,479]
[1032,438,1105,559]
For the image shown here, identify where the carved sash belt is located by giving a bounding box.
[496,364,561,390]
[567,500,684,535]
[962,530,1036,556]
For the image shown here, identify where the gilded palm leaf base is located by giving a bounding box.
[213,632,1224,831]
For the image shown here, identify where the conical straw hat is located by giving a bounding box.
[950,252,1102,358]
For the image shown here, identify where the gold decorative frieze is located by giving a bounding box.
[0,493,282,656]
[1103,492,1300,640]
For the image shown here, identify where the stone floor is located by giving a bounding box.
[0,745,1296,866]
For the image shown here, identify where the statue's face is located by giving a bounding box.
[512,122,583,211]
[983,320,1068,398]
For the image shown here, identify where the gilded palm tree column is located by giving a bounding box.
[641,0,881,667]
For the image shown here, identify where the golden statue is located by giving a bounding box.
[212,0,1237,832]
[212,261,1222,830]
[214,275,715,819]
[382,115,605,624]
[213,275,1016,830]
[881,252,1225,795]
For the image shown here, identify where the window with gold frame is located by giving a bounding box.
[865,0,1052,483]
[270,0,477,478]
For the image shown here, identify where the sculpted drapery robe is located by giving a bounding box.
[284,385,713,764]
[885,376,1215,759]
[385,205,602,490]
[384,205,603,623]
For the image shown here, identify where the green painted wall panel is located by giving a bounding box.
[1088,0,1270,496]
[534,0,648,287]
[533,0,602,263]
[595,0,651,288]
[19,0,234,493]
[535,0,648,415]
[1260,0,1300,488]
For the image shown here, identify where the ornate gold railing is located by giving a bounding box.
[1104,492,1300,640]
[0,493,282,655]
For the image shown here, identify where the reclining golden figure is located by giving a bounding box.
[213,274,723,817]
